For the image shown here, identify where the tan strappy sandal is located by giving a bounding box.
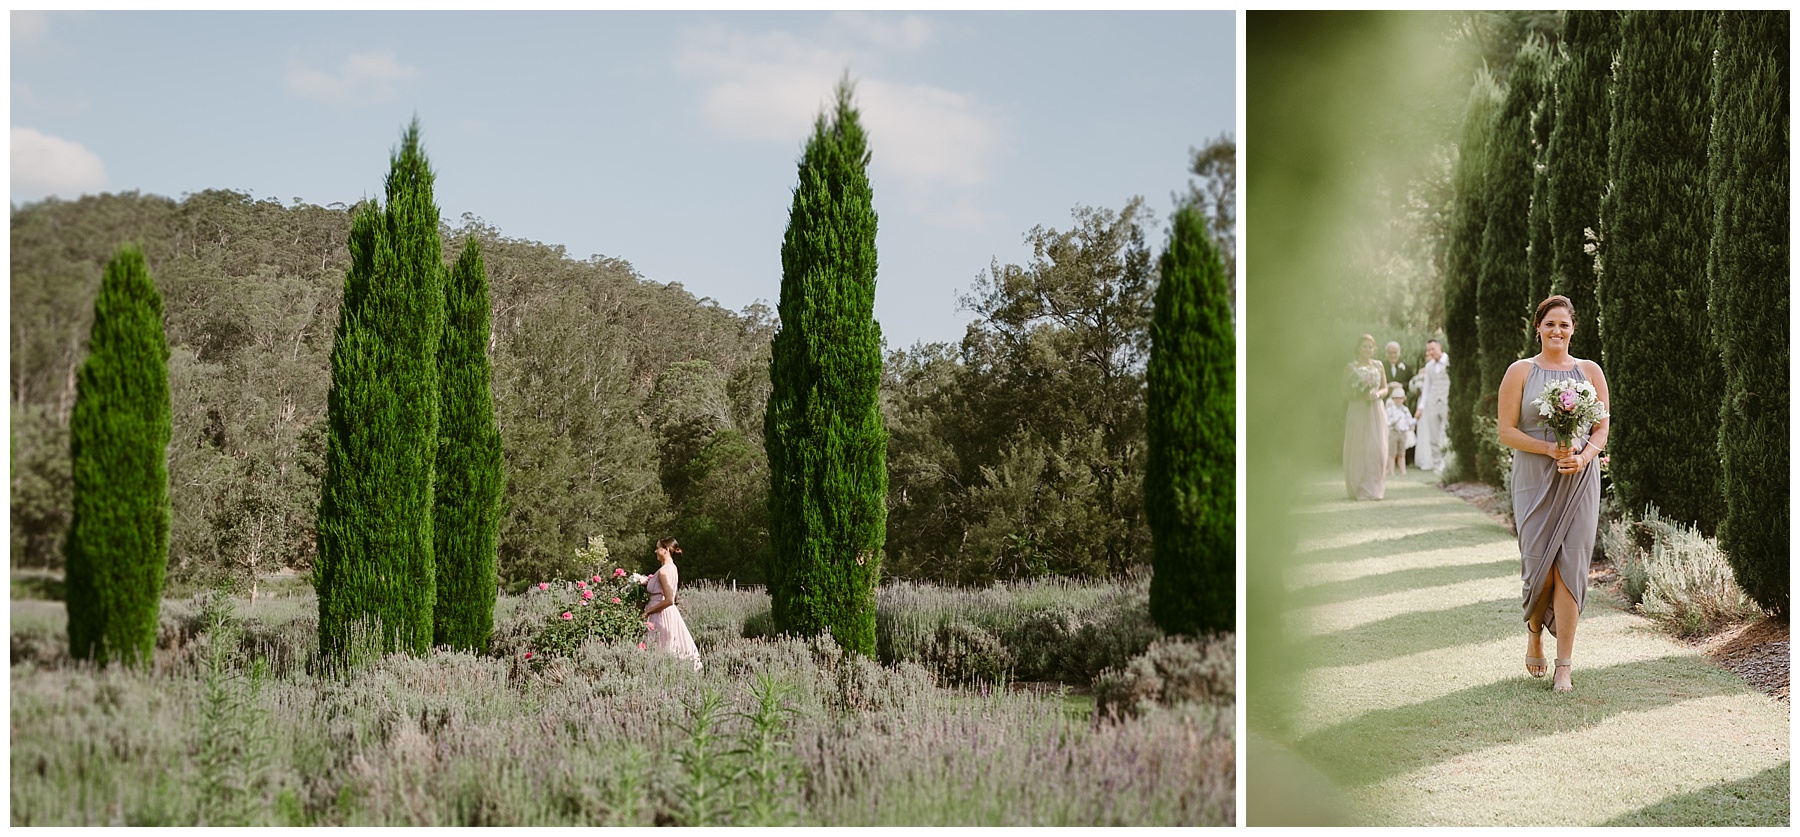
[1525,625,1547,678]
[1552,658,1573,692]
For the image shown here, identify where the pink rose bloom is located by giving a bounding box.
[525,651,533,659]
[613,568,626,577]
[611,597,621,604]
[1558,389,1578,410]
[576,581,587,589]
[645,621,656,632]
[638,642,647,650]
[562,612,574,620]
[582,590,594,600]
[538,583,548,590]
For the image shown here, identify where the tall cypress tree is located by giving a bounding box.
[1545,10,1621,362]
[1444,69,1504,483]
[1523,43,1558,354]
[1474,36,1548,487]
[764,78,887,656]
[433,238,505,650]
[1146,205,1233,637]
[64,245,171,666]
[1708,11,1788,615]
[1599,11,1721,532]
[316,122,446,659]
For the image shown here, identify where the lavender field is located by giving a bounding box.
[11,578,1233,826]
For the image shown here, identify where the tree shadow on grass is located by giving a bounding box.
[1602,762,1789,826]
[1294,525,1513,565]
[1291,558,1518,608]
[1292,655,1753,789]
[1293,597,1519,668]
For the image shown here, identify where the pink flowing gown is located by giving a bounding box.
[646,566,702,671]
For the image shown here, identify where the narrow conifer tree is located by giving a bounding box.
[1709,11,1788,615]
[1146,205,1233,637]
[1444,70,1505,482]
[65,245,171,666]
[1599,11,1721,532]
[764,78,887,655]
[316,122,446,658]
[1474,36,1548,487]
[1545,10,1621,362]
[1524,45,1558,354]
[433,238,505,650]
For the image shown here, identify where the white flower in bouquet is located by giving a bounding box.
[1530,377,1610,449]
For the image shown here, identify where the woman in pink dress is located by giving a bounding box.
[642,537,702,671]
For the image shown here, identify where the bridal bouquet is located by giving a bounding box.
[1530,378,1609,451]
[1347,363,1382,401]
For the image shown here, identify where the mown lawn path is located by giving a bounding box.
[1278,468,1788,826]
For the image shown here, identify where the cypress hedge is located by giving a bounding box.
[1708,11,1788,615]
[1146,205,1234,637]
[763,79,887,656]
[1545,10,1620,363]
[64,245,172,666]
[316,122,446,659]
[433,238,505,650]
[1474,36,1548,487]
[1600,11,1721,533]
[1444,70,1506,483]
[1524,42,1558,353]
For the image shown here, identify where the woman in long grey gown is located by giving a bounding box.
[1343,334,1389,501]
[1496,296,1610,693]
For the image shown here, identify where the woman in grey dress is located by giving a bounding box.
[1344,334,1390,501]
[1496,295,1610,693]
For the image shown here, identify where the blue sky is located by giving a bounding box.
[12,10,1235,348]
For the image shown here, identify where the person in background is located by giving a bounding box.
[1414,339,1450,472]
[1385,382,1416,476]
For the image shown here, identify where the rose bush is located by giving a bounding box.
[527,567,652,660]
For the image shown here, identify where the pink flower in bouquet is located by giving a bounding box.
[562,612,574,620]
[613,568,626,577]
[611,597,621,604]
[1557,389,1578,411]
[582,590,594,600]
[538,583,549,590]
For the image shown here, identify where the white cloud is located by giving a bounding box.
[674,16,998,227]
[12,127,106,201]
[13,11,49,45]
[828,12,933,51]
[285,50,421,105]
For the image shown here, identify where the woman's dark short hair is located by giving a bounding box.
[1533,295,1575,331]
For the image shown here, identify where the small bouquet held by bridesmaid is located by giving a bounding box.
[1347,363,1382,401]
[1530,378,1609,451]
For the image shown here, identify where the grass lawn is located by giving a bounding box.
[1261,468,1788,826]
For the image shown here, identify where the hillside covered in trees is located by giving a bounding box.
[13,167,1229,591]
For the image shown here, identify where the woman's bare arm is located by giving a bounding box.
[1578,359,1611,464]
[1497,360,1557,456]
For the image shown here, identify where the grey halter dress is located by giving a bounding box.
[1512,360,1602,636]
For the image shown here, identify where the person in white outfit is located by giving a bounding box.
[1414,339,1451,472]
[1385,383,1417,475]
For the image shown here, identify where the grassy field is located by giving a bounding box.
[11,577,1232,826]
[1259,468,1788,826]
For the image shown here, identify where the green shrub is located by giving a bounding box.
[1600,505,1761,637]
[918,622,1013,686]
[1093,634,1234,721]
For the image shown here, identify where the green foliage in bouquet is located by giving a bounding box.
[1474,35,1548,487]
[316,121,446,660]
[1708,11,1789,616]
[764,77,887,655]
[1545,10,1620,362]
[434,238,506,651]
[65,245,172,666]
[1145,205,1235,637]
[1444,69,1505,483]
[1600,11,1722,534]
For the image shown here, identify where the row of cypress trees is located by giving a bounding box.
[1442,11,1787,616]
[765,80,1234,650]
[63,122,507,665]
[315,122,505,659]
